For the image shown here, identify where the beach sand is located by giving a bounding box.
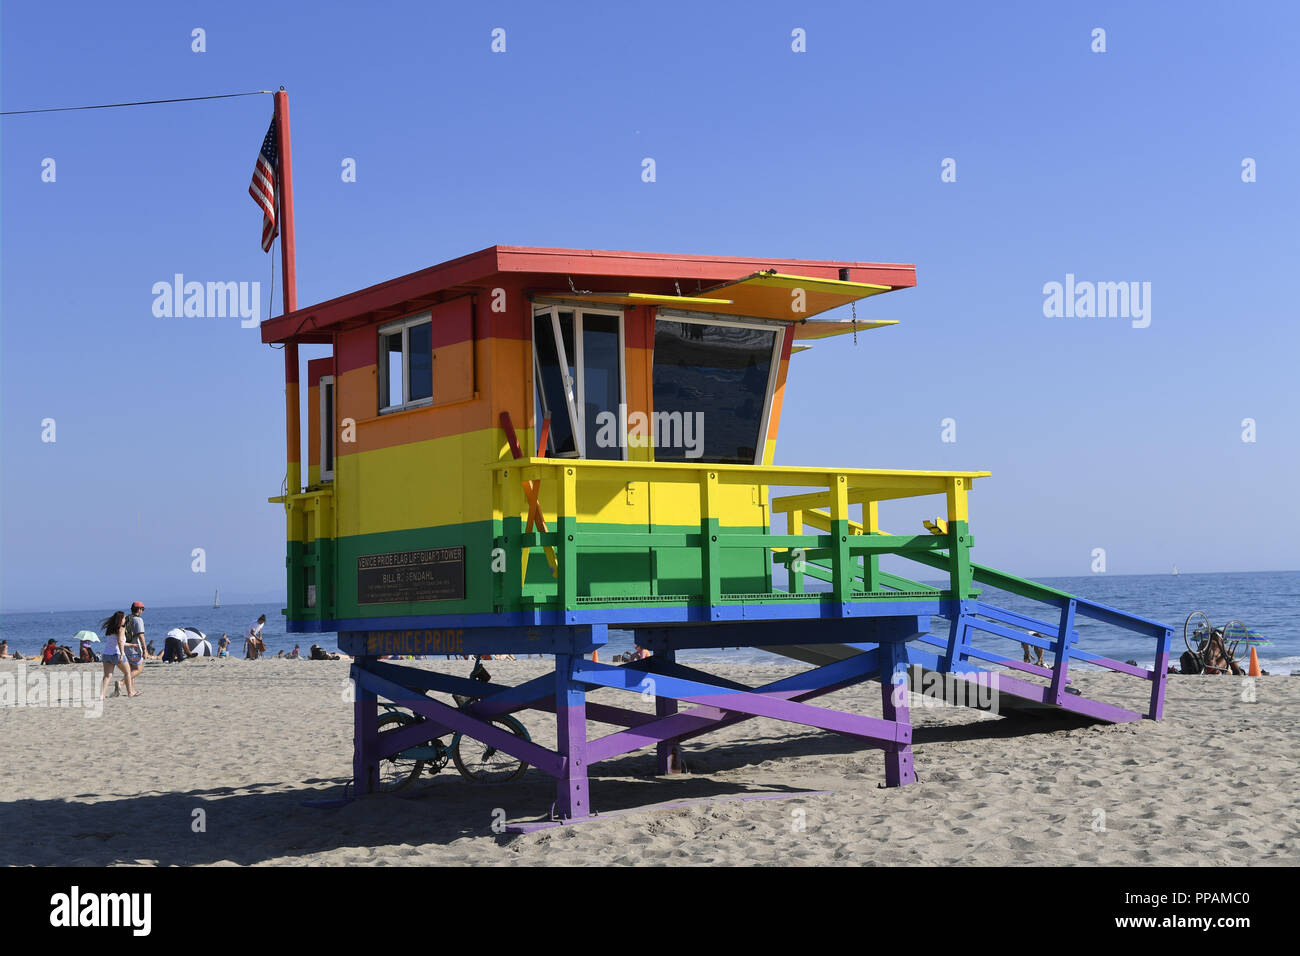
[1,657,1295,866]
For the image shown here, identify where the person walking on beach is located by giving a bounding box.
[125,601,146,669]
[99,611,140,699]
[245,615,267,659]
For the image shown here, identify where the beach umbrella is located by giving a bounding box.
[1222,622,1271,645]
[182,626,213,656]
[73,629,100,643]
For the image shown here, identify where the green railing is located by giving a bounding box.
[490,458,989,612]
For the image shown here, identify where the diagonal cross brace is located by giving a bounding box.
[466,667,655,728]
[376,714,454,760]
[500,411,557,576]
[572,654,905,759]
[586,650,884,762]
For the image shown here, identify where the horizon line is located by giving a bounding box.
[1,568,1295,617]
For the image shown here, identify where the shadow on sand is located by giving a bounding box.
[4,710,1091,865]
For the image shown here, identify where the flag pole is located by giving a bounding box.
[274,88,301,494]
[274,88,297,314]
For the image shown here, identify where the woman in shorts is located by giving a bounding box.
[99,610,139,700]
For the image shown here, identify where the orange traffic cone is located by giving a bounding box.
[592,649,599,663]
[1248,647,1261,677]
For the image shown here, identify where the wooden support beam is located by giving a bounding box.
[879,639,916,786]
[351,664,379,795]
[555,654,589,818]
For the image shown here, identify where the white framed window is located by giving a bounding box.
[319,374,335,481]
[532,304,626,460]
[378,312,433,413]
[652,310,785,465]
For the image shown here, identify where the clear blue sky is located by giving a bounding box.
[2,1,1297,611]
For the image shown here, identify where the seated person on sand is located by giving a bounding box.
[216,635,231,657]
[0,640,11,659]
[1201,631,1243,675]
[41,640,78,665]
[286,644,300,659]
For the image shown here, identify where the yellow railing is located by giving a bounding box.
[269,487,335,620]
[489,458,988,610]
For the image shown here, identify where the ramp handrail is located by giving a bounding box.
[789,506,1173,720]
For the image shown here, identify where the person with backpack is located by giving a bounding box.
[124,601,147,683]
[99,611,139,699]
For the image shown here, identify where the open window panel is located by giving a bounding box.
[652,311,785,466]
[532,305,626,460]
[319,374,335,481]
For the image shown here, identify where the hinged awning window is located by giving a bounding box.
[791,316,898,340]
[537,271,895,322]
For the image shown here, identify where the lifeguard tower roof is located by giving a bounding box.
[260,245,917,345]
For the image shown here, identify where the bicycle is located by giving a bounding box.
[376,657,531,792]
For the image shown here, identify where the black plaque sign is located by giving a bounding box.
[356,547,466,604]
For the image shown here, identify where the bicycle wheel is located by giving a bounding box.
[376,711,426,792]
[451,715,530,784]
[1184,611,1212,655]
[1221,620,1249,668]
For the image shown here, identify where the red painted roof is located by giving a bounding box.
[260,244,917,344]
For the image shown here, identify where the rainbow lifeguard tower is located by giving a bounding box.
[261,245,1173,826]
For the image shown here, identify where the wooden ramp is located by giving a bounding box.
[767,586,1173,725]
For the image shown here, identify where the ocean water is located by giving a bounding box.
[2,571,1295,672]
[947,570,1299,674]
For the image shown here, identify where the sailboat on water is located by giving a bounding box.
[1172,565,1179,576]
[213,589,221,609]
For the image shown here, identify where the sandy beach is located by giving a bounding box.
[1,657,1295,866]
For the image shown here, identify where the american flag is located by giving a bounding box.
[249,117,279,252]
